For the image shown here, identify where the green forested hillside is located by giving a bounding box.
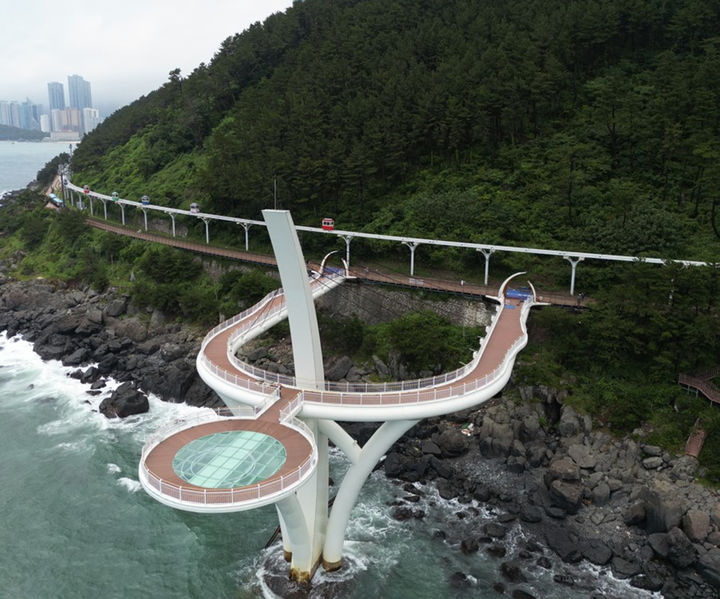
[62,0,720,470]
[72,0,720,261]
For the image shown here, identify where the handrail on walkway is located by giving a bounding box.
[140,404,318,507]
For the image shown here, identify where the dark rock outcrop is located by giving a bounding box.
[99,382,149,418]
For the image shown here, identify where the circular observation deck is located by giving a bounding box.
[139,416,316,513]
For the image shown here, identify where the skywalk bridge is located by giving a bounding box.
[137,208,540,582]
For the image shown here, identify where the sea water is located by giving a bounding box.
[0,140,71,195]
[0,332,655,598]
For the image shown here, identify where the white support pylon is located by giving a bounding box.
[263,210,328,581]
[322,418,419,570]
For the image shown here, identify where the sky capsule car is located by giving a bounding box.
[111,192,119,202]
[83,185,90,194]
[322,217,335,230]
[190,202,200,214]
[141,195,150,205]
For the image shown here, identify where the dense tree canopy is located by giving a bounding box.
[69,0,719,263]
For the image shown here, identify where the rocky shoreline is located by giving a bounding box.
[378,393,720,598]
[1,275,719,597]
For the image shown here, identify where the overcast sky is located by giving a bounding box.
[0,0,294,113]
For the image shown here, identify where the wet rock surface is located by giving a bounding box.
[376,386,720,598]
[0,279,224,413]
[3,276,720,597]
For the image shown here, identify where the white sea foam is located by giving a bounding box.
[54,440,91,454]
[0,331,213,447]
[107,463,121,474]
[117,477,142,493]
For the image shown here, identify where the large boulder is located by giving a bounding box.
[549,480,583,514]
[99,382,149,418]
[434,428,470,458]
[558,406,581,437]
[682,509,710,543]
[325,355,353,380]
[542,525,582,563]
[104,298,128,317]
[62,347,91,366]
[109,317,147,342]
[697,547,720,589]
[544,457,580,487]
[642,485,684,533]
[568,443,596,469]
[666,527,697,569]
[580,538,612,565]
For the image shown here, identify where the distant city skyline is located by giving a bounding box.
[2,74,99,139]
[0,1,294,111]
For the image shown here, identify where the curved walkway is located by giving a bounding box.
[141,271,535,510]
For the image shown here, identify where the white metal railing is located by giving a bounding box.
[198,352,281,396]
[140,403,318,506]
[301,333,527,407]
[201,288,284,350]
[226,301,502,394]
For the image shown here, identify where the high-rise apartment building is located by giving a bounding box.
[47,82,65,111]
[82,107,100,134]
[68,75,92,110]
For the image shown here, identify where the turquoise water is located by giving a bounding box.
[0,332,652,598]
[0,140,72,194]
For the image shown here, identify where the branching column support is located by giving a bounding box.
[564,256,584,296]
[322,418,419,571]
[119,204,125,225]
[88,197,94,217]
[340,235,353,269]
[402,241,420,277]
[141,208,148,231]
[201,217,210,244]
[240,223,252,251]
[100,199,107,220]
[478,248,495,286]
[168,213,176,237]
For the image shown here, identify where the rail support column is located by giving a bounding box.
[478,248,495,286]
[168,213,176,237]
[100,199,108,219]
[89,197,94,216]
[141,208,148,231]
[402,241,420,277]
[240,222,252,251]
[200,217,210,244]
[119,204,125,225]
[322,418,419,571]
[340,235,353,268]
[563,256,584,296]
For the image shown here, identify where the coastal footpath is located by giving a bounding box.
[1,267,720,597]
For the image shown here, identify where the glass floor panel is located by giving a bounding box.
[172,431,287,488]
